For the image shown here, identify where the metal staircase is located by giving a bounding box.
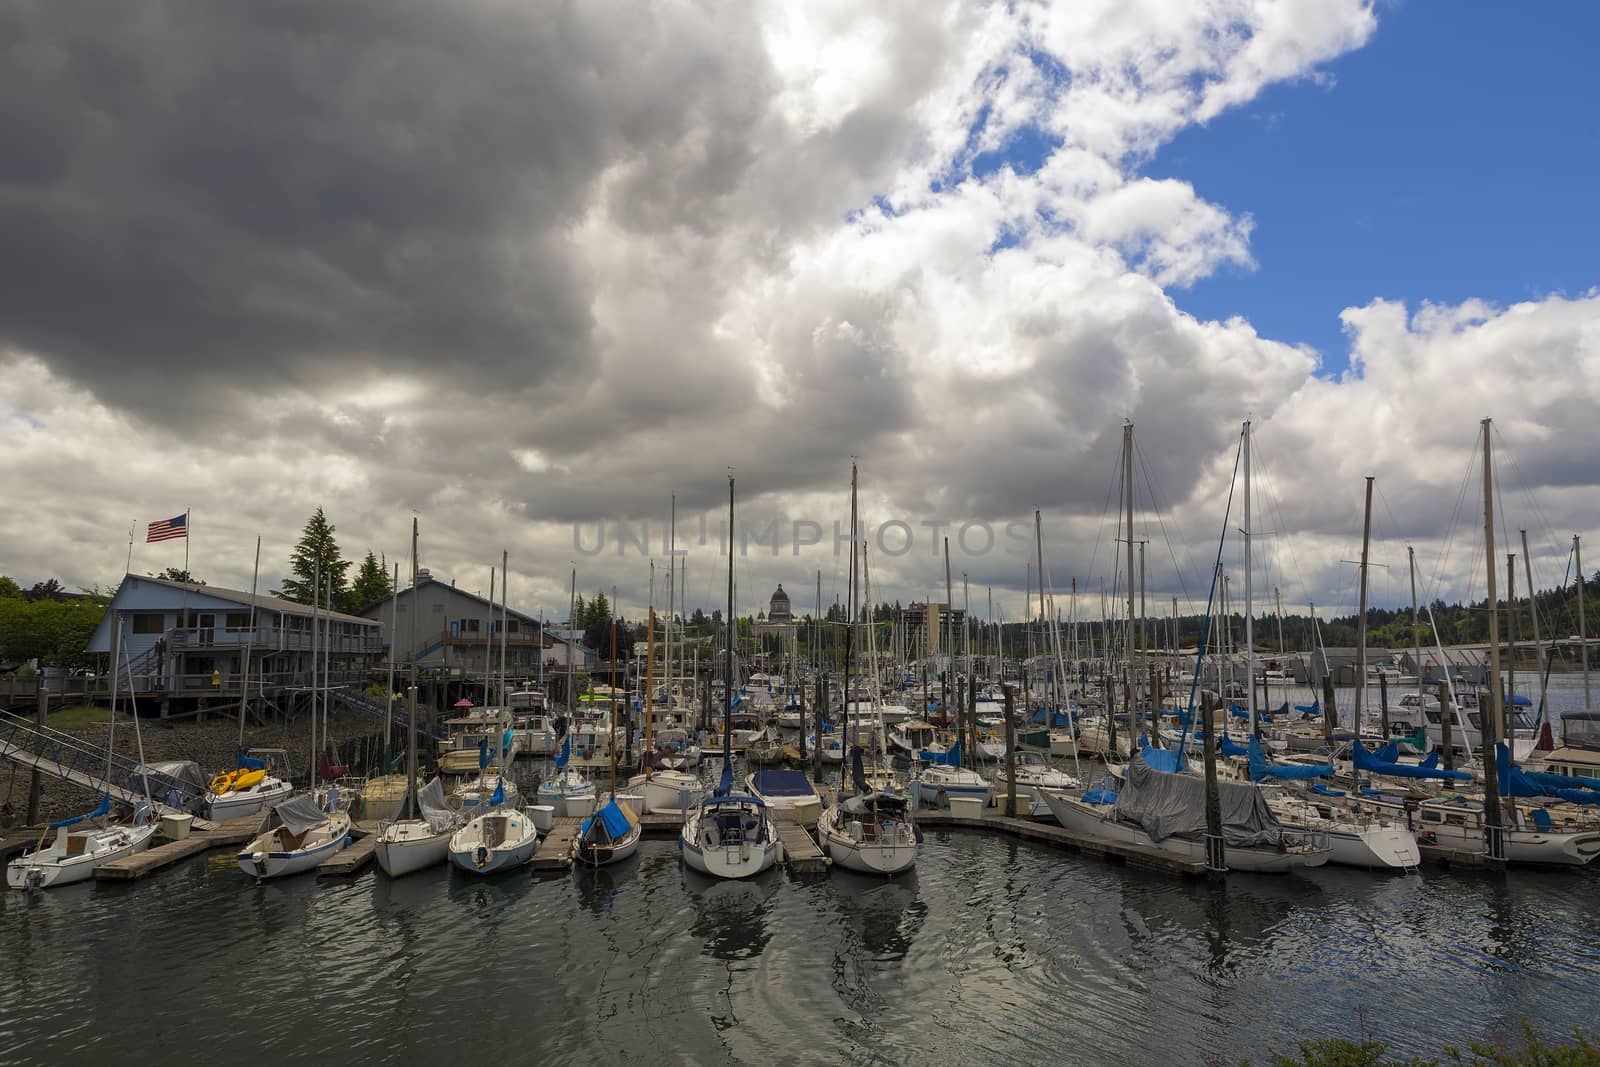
[0,711,204,815]
[324,687,449,740]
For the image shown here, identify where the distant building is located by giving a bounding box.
[754,584,798,654]
[895,602,967,657]
[360,569,592,681]
[86,574,382,698]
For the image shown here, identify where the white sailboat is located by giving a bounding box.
[992,750,1081,803]
[574,796,642,867]
[448,806,539,875]
[817,748,918,876]
[679,476,778,881]
[237,793,352,880]
[375,777,462,878]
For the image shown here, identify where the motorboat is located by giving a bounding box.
[991,750,1081,802]
[628,767,706,814]
[236,794,352,880]
[7,797,158,890]
[437,707,517,774]
[888,720,942,758]
[204,750,294,822]
[655,727,702,771]
[745,770,822,826]
[448,808,539,875]
[512,711,558,757]
[745,727,785,766]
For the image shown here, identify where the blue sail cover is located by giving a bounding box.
[1295,700,1319,719]
[1246,736,1332,782]
[582,798,634,838]
[553,736,571,770]
[1523,768,1600,792]
[1228,704,1272,723]
[1350,740,1471,781]
[1220,734,1251,759]
[1372,740,1400,763]
[49,793,111,829]
[478,738,491,770]
[1140,740,1185,774]
[235,750,266,771]
[1496,744,1600,805]
[921,741,963,767]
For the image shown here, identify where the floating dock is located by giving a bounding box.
[530,808,830,873]
[530,816,582,872]
[95,816,262,881]
[316,823,379,877]
[916,810,1208,877]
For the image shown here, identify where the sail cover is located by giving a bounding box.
[1496,744,1600,806]
[49,793,112,829]
[416,777,458,832]
[273,793,330,835]
[1246,736,1332,782]
[582,797,637,840]
[1113,752,1281,847]
[1350,740,1471,781]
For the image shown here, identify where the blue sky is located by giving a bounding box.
[1153,1,1600,376]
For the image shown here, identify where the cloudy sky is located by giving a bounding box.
[3,1,1597,626]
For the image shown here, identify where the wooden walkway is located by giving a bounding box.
[96,816,262,880]
[916,810,1208,877]
[530,816,582,871]
[775,820,827,873]
[317,833,376,877]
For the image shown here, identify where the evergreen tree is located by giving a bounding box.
[278,507,351,609]
[582,591,612,628]
[349,551,394,614]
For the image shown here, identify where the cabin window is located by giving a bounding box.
[132,613,164,634]
[1425,710,1441,724]
[1467,713,1483,730]
[1422,811,1442,823]
[1445,814,1466,827]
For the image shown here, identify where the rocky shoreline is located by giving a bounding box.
[1,708,395,829]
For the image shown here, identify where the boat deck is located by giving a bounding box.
[95,816,263,881]
[916,811,1208,877]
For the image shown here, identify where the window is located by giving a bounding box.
[464,619,480,633]
[132,613,164,635]
[225,612,251,630]
[507,619,521,634]
[1421,811,1442,823]
[1467,713,1483,731]
[1445,814,1466,827]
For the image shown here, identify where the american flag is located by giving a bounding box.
[147,514,187,543]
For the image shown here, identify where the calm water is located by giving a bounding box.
[3,832,1598,1065]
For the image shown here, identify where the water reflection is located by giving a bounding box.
[684,868,778,962]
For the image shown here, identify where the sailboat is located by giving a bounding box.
[537,735,597,816]
[9,625,159,890]
[629,601,707,814]
[237,793,352,879]
[817,748,918,876]
[448,783,539,875]
[574,795,642,867]
[679,476,778,880]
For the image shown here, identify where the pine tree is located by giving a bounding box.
[583,591,611,628]
[278,507,351,609]
[349,551,393,614]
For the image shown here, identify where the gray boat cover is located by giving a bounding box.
[273,793,331,836]
[1113,752,1281,847]
[417,777,459,833]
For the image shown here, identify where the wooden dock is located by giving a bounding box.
[314,821,381,877]
[916,811,1208,877]
[530,816,582,871]
[775,818,827,873]
[96,816,262,881]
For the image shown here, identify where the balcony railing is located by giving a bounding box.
[167,625,383,655]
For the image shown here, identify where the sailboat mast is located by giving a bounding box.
[1481,417,1506,861]
[1124,421,1136,737]
[240,535,261,750]
[387,560,399,756]
[1521,531,1548,740]
[567,566,577,718]
[724,476,736,778]
[310,553,321,788]
[645,598,656,780]
[1244,421,1256,735]
[1356,476,1374,734]
[845,463,858,753]
[943,536,956,765]
[484,567,495,707]
[1409,546,1421,706]
[1578,535,1590,708]
[500,549,509,705]
[404,519,418,821]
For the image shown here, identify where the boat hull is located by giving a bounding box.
[374,822,453,877]
[205,778,294,822]
[7,823,157,890]
[236,814,352,880]
[448,812,539,876]
[1039,791,1329,873]
[816,810,916,875]
[630,772,706,815]
[679,811,777,880]
[574,828,641,867]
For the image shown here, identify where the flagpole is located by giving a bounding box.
[178,507,192,635]
[125,521,135,578]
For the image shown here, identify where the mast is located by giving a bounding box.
[404,518,419,820]
[566,566,577,718]
[1408,546,1422,705]
[943,536,957,766]
[1356,475,1374,734]
[1520,530,1548,745]
[1480,417,1505,862]
[310,553,321,788]
[1507,553,1518,709]
[483,567,495,707]
[1124,421,1135,712]
[500,549,509,704]
[645,598,656,780]
[387,559,399,758]
[1244,421,1256,735]
[722,475,736,791]
[239,535,261,751]
[1578,535,1590,708]
[845,462,858,755]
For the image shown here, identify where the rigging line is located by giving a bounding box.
[1423,429,1481,607]
[1250,439,1316,623]
[1082,437,1127,593]
[1491,423,1567,569]
[1176,425,1246,750]
[1130,435,1200,612]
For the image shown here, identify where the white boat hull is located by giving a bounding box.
[679,809,777,880]
[7,822,157,890]
[448,811,539,875]
[1325,825,1421,869]
[631,771,706,814]
[205,778,294,822]
[816,810,916,875]
[1039,791,1329,873]
[236,813,352,880]
[374,821,454,877]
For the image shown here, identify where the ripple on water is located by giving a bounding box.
[3,831,1599,1065]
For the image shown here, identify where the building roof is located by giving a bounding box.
[770,584,789,603]
[132,574,375,625]
[363,574,542,625]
